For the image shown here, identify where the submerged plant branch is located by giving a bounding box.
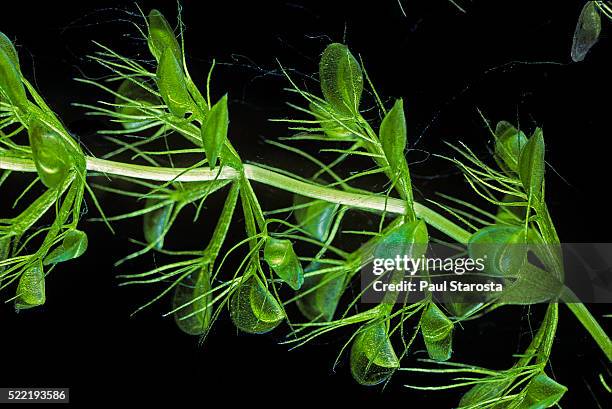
[1,6,610,407]
[0,154,471,241]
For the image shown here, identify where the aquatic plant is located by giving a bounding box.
[0,7,610,407]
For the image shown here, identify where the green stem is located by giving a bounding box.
[1,153,610,359]
[561,287,612,361]
[0,154,471,242]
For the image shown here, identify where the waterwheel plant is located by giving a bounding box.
[0,6,610,407]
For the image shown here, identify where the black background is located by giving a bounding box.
[0,0,610,407]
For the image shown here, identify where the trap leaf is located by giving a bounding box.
[468,225,527,279]
[350,320,400,386]
[173,269,212,335]
[115,79,161,130]
[571,1,602,62]
[156,47,196,119]
[0,45,26,108]
[147,9,181,63]
[43,229,88,265]
[201,94,228,169]
[15,262,45,310]
[319,43,363,116]
[380,99,407,167]
[518,128,545,201]
[459,378,512,408]
[296,264,345,322]
[494,121,528,173]
[143,198,173,250]
[421,303,453,361]
[230,275,284,334]
[264,237,304,290]
[293,195,338,242]
[309,102,357,139]
[0,31,20,69]
[515,373,567,408]
[28,118,79,189]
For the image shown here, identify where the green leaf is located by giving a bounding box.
[293,195,338,242]
[497,263,563,305]
[309,102,357,139]
[571,1,602,62]
[230,275,284,334]
[374,219,429,261]
[28,118,79,189]
[350,320,400,386]
[43,229,88,265]
[319,43,363,116]
[494,121,528,173]
[296,263,345,322]
[515,373,567,408]
[518,128,545,201]
[469,226,562,304]
[115,79,161,130]
[15,262,45,310]
[156,47,196,119]
[444,298,482,319]
[173,269,212,335]
[421,303,453,361]
[0,31,20,69]
[0,46,27,108]
[264,237,304,290]
[468,225,527,279]
[143,198,173,250]
[496,193,527,224]
[201,94,228,169]
[147,9,181,63]
[379,99,407,172]
[459,378,512,408]
[0,235,11,275]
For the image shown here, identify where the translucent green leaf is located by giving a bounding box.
[0,235,11,276]
[468,225,527,279]
[571,1,601,62]
[230,275,284,334]
[28,118,79,189]
[147,9,181,63]
[0,31,20,69]
[293,195,338,242]
[296,263,345,321]
[350,321,400,386]
[497,263,563,305]
[173,269,212,335]
[143,198,173,250]
[515,373,567,408]
[518,128,545,200]
[156,47,195,119]
[15,262,45,310]
[374,219,429,261]
[443,291,482,319]
[421,303,453,361]
[319,43,363,116]
[469,226,561,304]
[309,102,357,139]
[496,193,527,224]
[43,229,88,265]
[494,121,528,173]
[264,237,304,290]
[459,378,512,408]
[201,94,228,169]
[379,99,407,171]
[115,79,160,130]
[0,46,27,108]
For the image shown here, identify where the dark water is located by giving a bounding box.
[0,0,609,406]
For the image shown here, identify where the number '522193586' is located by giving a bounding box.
[0,388,69,403]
